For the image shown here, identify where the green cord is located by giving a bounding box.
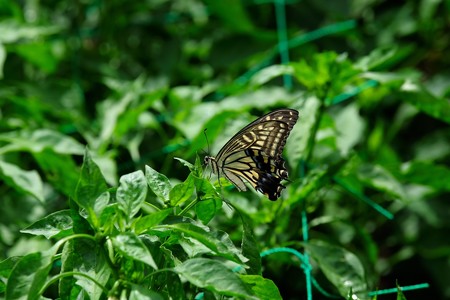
[334,177,394,220]
[367,283,430,297]
[236,20,357,85]
[274,0,293,89]
[301,209,313,300]
[328,80,379,105]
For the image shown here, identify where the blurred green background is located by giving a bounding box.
[1,0,450,299]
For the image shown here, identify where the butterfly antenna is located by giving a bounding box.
[202,128,214,179]
[203,128,211,156]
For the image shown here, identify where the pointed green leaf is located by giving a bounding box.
[6,241,64,300]
[285,96,321,166]
[75,149,108,228]
[195,198,221,224]
[402,161,450,191]
[396,281,407,300]
[241,215,261,275]
[358,163,405,200]
[0,129,84,155]
[33,149,80,198]
[169,174,195,206]
[173,157,194,171]
[304,239,367,297]
[240,275,282,300]
[129,283,164,300]
[112,232,158,270]
[21,209,73,239]
[195,177,220,201]
[0,160,44,202]
[75,149,108,209]
[157,222,245,264]
[117,170,147,220]
[0,257,21,293]
[134,209,172,234]
[250,65,294,87]
[174,258,255,299]
[60,239,111,300]
[399,81,450,124]
[145,165,171,202]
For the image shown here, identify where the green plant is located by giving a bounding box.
[3,150,283,299]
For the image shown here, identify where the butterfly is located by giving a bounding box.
[204,109,299,200]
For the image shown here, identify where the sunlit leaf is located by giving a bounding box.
[170,174,195,206]
[145,165,172,202]
[21,210,73,239]
[117,170,147,220]
[399,81,450,124]
[0,160,44,202]
[240,275,282,300]
[134,209,172,234]
[174,258,255,299]
[156,221,245,264]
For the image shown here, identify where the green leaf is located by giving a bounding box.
[174,258,255,299]
[0,129,85,155]
[21,209,73,239]
[0,43,5,79]
[0,160,44,202]
[33,149,80,198]
[134,209,172,234]
[356,45,414,71]
[333,103,366,156]
[129,283,164,300]
[94,192,110,225]
[287,161,344,208]
[0,21,60,43]
[6,252,48,300]
[358,163,405,200]
[186,110,238,157]
[112,232,158,270]
[399,81,450,124]
[285,95,322,167]
[250,65,294,87]
[169,173,195,206]
[98,203,118,233]
[14,40,59,73]
[241,214,261,275]
[6,240,63,300]
[204,0,255,33]
[396,281,407,300]
[291,52,357,98]
[157,221,245,264]
[164,271,184,300]
[195,198,221,224]
[304,239,367,297]
[194,177,220,201]
[75,149,108,228]
[0,257,21,293]
[60,239,111,300]
[117,170,147,221]
[173,157,194,171]
[240,275,282,300]
[402,161,450,192]
[145,165,172,202]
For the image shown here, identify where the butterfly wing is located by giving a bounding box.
[213,109,298,200]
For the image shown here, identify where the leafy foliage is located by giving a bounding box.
[1,0,449,299]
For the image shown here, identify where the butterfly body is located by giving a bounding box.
[204,109,299,200]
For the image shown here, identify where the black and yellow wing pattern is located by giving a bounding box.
[204,109,299,200]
